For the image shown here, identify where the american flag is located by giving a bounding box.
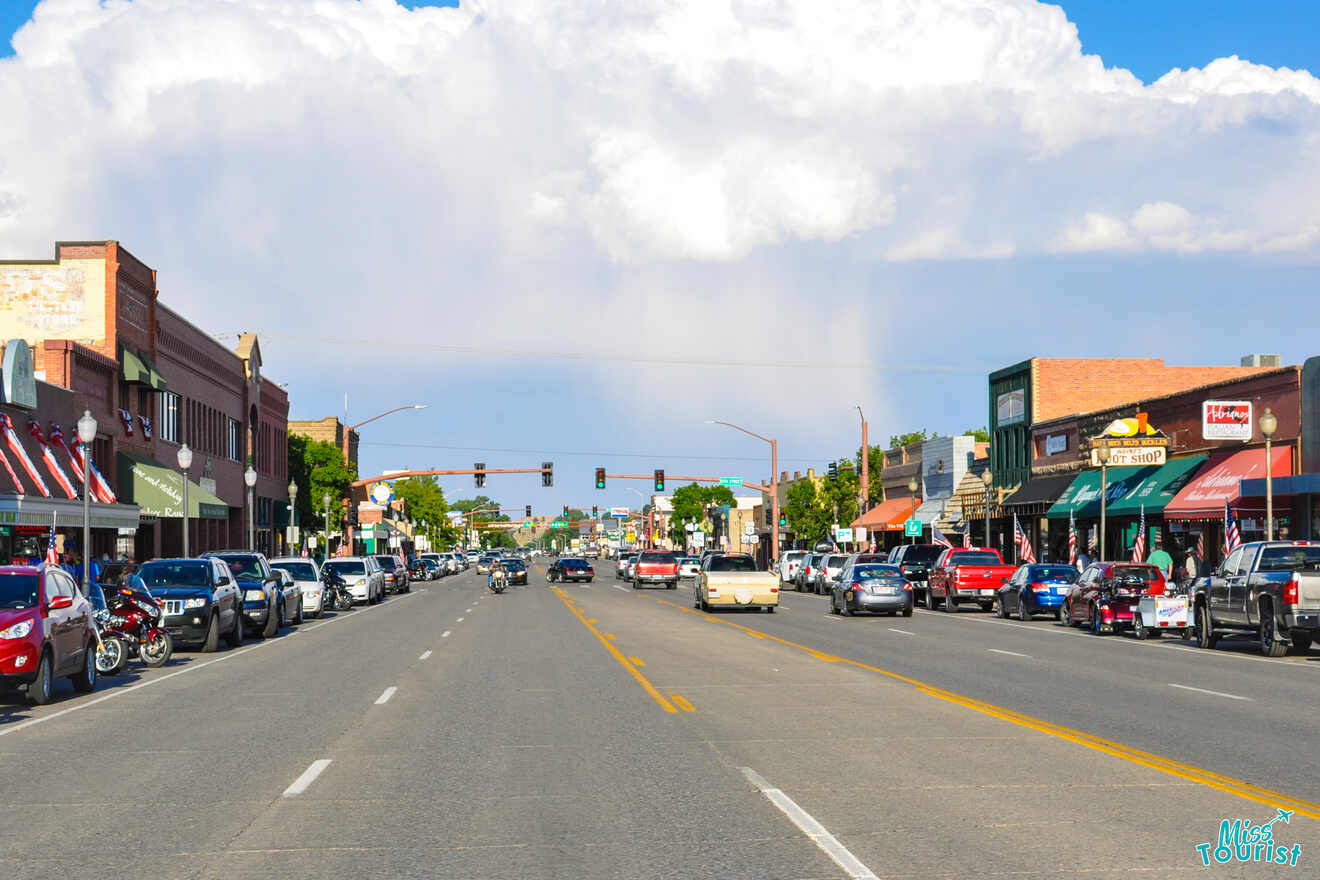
[44,518,58,565]
[1130,505,1146,563]
[960,520,971,547]
[1087,526,1097,554]
[1013,514,1037,564]
[932,525,953,549]
[1068,509,1078,568]
[1224,500,1241,553]
[1195,530,1206,561]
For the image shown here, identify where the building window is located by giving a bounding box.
[227,418,241,461]
[159,392,181,443]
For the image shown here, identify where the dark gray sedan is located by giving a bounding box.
[830,563,914,617]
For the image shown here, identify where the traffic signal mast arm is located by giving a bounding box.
[602,473,771,494]
[352,466,551,488]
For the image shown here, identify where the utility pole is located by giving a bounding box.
[857,407,869,514]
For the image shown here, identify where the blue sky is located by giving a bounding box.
[2,0,1314,79]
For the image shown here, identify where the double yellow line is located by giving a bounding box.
[652,596,1320,821]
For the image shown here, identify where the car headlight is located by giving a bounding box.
[355,578,367,586]
[184,598,208,609]
[244,589,266,602]
[0,619,33,639]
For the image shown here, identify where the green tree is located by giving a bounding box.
[393,475,460,549]
[820,459,861,529]
[964,426,991,443]
[783,479,831,546]
[888,429,931,450]
[666,483,735,546]
[287,434,356,531]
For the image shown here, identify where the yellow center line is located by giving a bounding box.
[668,692,697,713]
[628,656,646,667]
[649,596,1320,821]
[553,587,678,714]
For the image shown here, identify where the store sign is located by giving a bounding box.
[1202,400,1252,441]
[996,389,1025,426]
[1089,446,1167,467]
[1044,433,1069,456]
[0,339,36,409]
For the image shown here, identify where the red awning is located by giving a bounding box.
[1163,446,1292,520]
[852,497,919,531]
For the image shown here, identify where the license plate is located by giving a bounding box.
[980,589,995,596]
[872,586,899,595]
[1054,586,1069,595]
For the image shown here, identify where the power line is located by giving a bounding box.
[358,440,839,464]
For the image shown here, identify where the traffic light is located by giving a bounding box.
[542,461,554,487]
[562,504,569,517]
[828,461,838,482]
[475,462,486,489]
[654,469,665,492]
[592,505,599,518]
[595,467,606,490]
[778,513,787,527]
[525,504,532,518]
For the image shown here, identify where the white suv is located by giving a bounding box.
[269,557,326,618]
[780,550,808,586]
[321,556,384,605]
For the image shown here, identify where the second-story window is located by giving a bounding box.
[159,392,181,443]
[227,418,241,461]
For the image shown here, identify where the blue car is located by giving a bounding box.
[995,564,1079,621]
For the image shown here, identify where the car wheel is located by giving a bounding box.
[830,595,841,614]
[631,580,639,590]
[1195,603,1218,649]
[765,606,776,613]
[1055,607,1065,623]
[226,611,243,649]
[925,589,937,611]
[1017,598,1031,622]
[667,581,677,590]
[201,613,220,653]
[901,605,913,618]
[28,650,53,705]
[842,600,853,617]
[1260,605,1289,657]
[944,596,956,613]
[261,605,279,639]
[310,596,323,619]
[1090,604,1105,636]
[71,642,96,693]
[994,597,1006,618]
[588,578,594,584]
[293,599,304,625]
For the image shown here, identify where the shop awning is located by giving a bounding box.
[1240,473,1320,498]
[120,346,168,391]
[914,495,948,525]
[0,495,141,530]
[852,496,918,532]
[1164,446,1293,520]
[1002,474,1077,509]
[1046,465,1156,519]
[1104,455,1207,517]
[117,453,230,519]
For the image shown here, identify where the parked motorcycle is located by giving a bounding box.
[95,577,173,672]
[85,580,127,676]
[320,567,354,612]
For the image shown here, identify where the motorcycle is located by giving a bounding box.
[320,567,354,612]
[488,567,508,594]
[85,580,126,676]
[95,576,173,672]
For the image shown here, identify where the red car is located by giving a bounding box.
[0,565,99,704]
[1062,562,1166,635]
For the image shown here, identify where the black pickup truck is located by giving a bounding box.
[1188,540,1320,656]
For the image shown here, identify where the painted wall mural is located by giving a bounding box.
[0,258,106,343]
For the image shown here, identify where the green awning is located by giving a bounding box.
[117,453,230,519]
[1105,456,1207,517]
[1046,465,1157,519]
[120,346,168,391]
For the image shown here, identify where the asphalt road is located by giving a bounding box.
[3,563,1319,879]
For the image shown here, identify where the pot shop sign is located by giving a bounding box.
[1203,400,1252,441]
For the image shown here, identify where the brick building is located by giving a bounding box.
[1,240,290,559]
[289,416,359,474]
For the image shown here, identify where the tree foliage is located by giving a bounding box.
[666,483,735,546]
[964,426,991,443]
[888,429,931,450]
[393,475,460,549]
[287,434,356,531]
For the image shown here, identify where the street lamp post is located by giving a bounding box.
[323,491,331,560]
[1260,408,1278,540]
[177,443,193,557]
[907,477,919,544]
[76,410,97,593]
[982,469,994,549]
[287,479,298,555]
[1097,441,1111,560]
[244,466,258,551]
[708,420,779,563]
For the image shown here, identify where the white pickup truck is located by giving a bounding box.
[694,554,779,613]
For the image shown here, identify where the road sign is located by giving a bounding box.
[720,476,741,487]
[522,521,534,529]
[903,518,922,537]
[836,527,853,543]
[610,507,629,518]
[743,520,755,535]
[855,527,868,543]
[550,520,567,529]
[367,481,394,505]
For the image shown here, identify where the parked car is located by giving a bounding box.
[926,547,1018,612]
[548,558,594,583]
[995,563,1080,621]
[634,550,679,590]
[677,556,702,579]
[502,557,529,585]
[830,562,913,616]
[270,557,327,618]
[615,554,636,580]
[887,544,946,606]
[322,556,384,605]
[374,555,408,594]
[694,554,778,612]
[796,553,824,592]
[1188,540,1320,656]
[0,564,98,704]
[203,551,299,636]
[137,558,245,649]
[1062,562,1166,635]
[779,550,809,588]
[815,554,848,594]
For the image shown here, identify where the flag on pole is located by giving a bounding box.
[1195,530,1206,562]
[1131,505,1146,563]
[45,515,58,565]
[932,525,952,549]
[1087,526,1097,554]
[1224,499,1241,553]
[1014,514,1037,564]
[1068,509,1078,568]
[0,413,50,497]
[26,420,77,499]
[960,520,971,547]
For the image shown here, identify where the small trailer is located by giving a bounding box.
[1131,593,1191,639]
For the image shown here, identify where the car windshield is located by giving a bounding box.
[952,552,1002,565]
[137,561,211,588]
[1027,566,1079,582]
[0,572,40,609]
[854,565,903,579]
[273,562,318,581]
[216,555,262,580]
[901,546,945,564]
[1258,546,1320,572]
[709,556,756,572]
[325,560,365,576]
[377,557,397,571]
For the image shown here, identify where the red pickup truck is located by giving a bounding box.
[926,548,1017,612]
[632,550,679,590]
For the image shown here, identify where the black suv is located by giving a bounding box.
[886,544,946,605]
[136,558,244,651]
[202,551,300,638]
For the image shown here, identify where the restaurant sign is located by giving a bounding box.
[1202,400,1252,441]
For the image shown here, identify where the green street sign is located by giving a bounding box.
[720,477,741,486]
[903,518,922,537]
[522,521,534,529]
[550,520,567,529]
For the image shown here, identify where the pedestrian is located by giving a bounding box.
[1145,532,1173,579]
